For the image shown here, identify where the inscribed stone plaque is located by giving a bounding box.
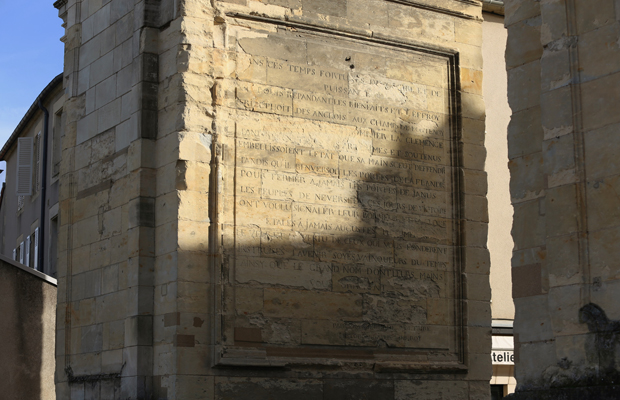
[215,18,462,367]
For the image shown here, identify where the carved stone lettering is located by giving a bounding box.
[218,28,459,360]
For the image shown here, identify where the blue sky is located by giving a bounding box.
[0,0,65,181]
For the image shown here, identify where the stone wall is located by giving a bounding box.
[505,0,620,398]
[0,255,57,400]
[54,0,491,398]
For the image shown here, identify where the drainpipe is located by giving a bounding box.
[482,0,504,15]
[37,100,49,273]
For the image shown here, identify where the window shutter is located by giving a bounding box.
[16,137,33,196]
[34,228,39,271]
[19,242,24,264]
[25,236,30,267]
[35,132,41,191]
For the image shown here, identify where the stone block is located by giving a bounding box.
[509,152,544,203]
[347,0,388,28]
[582,71,620,132]
[515,340,556,386]
[540,85,574,140]
[504,0,540,27]
[100,26,116,57]
[466,273,491,301]
[539,1,569,45]
[93,3,111,36]
[508,60,541,112]
[96,290,129,323]
[323,379,394,400]
[545,184,579,236]
[511,199,545,250]
[72,269,102,301]
[71,351,103,376]
[111,0,134,24]
[574,0,616,34]
[468,352,493,381]
[512,263,542,298]
[98,98,122,133]
[76,111,99,145]
[178,220,209,252]
[125,315,154,347]
[79,35,102,68]
[90,50,115,87]
[461,92,486,121]
[580,23,620,84]
[508,107,542,159]
[464,194,489,222]
[464,220,488,247]
[546,233,581,287]
[81,324,104,353]
[177,251,211,283]
[506,17,543,69]
[462,143,486,171]
[71,383,86,400]
[514,295,553,343]
[584,122,620,180]
[215,377,323,400]
[178,281,210,313]
[455,19,483,46]
[467,299,491,327]
[460,67,483,95]
[395,380,468,400]
[465,247,491,275]
[590,278,620,321]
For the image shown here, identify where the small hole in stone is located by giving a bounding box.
[350,64,355,69]
[345,56,351,61]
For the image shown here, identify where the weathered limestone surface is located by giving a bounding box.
[55,0,490,398]
[505,0,620,398]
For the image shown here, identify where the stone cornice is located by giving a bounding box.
[53,0,67,10]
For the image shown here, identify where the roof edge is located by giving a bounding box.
[0,73,63,161]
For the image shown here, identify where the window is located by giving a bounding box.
[33,228,39,271]
[25,235,30,267]
[16,137,33,196]
[18,241,24,264]
[491,385,505,400]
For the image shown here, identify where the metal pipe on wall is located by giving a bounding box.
[482,0,504,15]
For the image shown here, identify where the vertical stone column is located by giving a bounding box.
[53,0,177,398]
[152,0,215,397]
[506,0,620,397]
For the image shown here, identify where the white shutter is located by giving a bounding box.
[16,137,33,196]
[19,242,24,264]
[33,228,39,271]
[12,249,16,261]
[25,236,30,267]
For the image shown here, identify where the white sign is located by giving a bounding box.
[491,350,514,365]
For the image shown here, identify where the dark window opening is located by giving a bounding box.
[491,384,505,400]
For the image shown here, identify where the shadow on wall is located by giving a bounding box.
[0,255,56,400]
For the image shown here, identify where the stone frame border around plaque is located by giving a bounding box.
[207,13,466,373]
